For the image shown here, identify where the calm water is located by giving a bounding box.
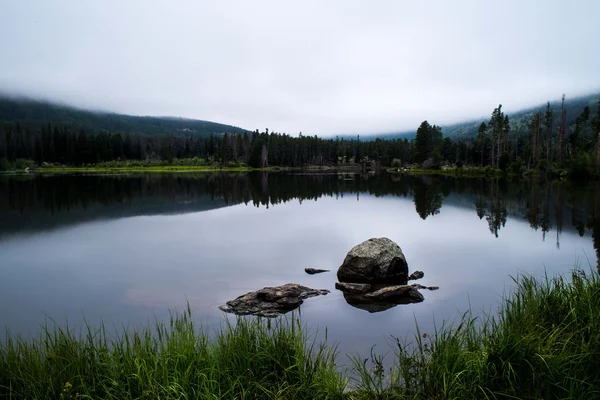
[1,172,599,361]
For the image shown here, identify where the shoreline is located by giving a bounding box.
[1,270,598,399]
[1,164,593,183]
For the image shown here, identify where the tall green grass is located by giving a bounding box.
[2,271,599,399]
[0,306,345,399]
[352,270,600,399]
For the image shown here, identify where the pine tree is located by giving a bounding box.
[488,105,506,168]
[557,94,567,167]
[572,105,590,153]
[414,121,432,164]
[502,114,510,161]
[528,112,542,166]
[543,102,553,162]
[592,100,600,174]
[476,122,487,166]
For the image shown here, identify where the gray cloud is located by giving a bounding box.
[1,0,599,135]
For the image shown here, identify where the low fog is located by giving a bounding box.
[1,0,599,134]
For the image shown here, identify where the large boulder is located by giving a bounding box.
[219,283,329,318]
[337,237,409,284]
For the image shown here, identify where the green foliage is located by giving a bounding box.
[0,252,599,399]
[414,121,442,164]
[351,270,600,399]
[482,165,502,177]
[507,157,524,176]
[536,157,549,173]
[0,158,35,171]
[592,100,600,134]
[0,310,345,400]
[441,93,600,138]
[3,95,600,180]
[568,152,593,181]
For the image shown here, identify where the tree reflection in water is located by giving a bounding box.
[1,172,599,272]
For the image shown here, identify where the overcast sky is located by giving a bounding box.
[1,1,599,135]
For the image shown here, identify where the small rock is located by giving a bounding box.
[421,158,440,170]
[410,283,439,291]
[364,285,424,303]
[219,283,329,317]
[305,268,330,275]
[408,271,424,281]
[335,282,372,294]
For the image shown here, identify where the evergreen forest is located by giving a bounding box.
[1,94,599,179]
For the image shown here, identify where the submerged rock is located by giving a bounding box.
[337,237,408,284]
[408,270,424,281]
[305,268,330,275]
[335,282,372,294]
[219,283,329,317]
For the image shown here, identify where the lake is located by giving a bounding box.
[1,172,599,362]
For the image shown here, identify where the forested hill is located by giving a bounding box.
[365,92,600,141]
[441,92,600,138]
[0,96,248,137]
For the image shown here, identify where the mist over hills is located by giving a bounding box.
[1,91,598,141]
[359,92,600,141]
[0,95,248,137]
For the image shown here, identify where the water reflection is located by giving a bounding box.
[1,172,600,272]
[0,173,600,247]
[1,172,599,359]
[412,175,443,219]
[342,290,425,313]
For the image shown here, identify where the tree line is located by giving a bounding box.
[1,95,599,178]
[0,124,412,170]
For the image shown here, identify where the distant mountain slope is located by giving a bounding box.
[0,95,248,137]
[442,92,600,138]
[367,92,600,141]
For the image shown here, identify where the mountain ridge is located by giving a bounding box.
[0,94,249,137]
[368,92,600,141]
[2,91,599,140]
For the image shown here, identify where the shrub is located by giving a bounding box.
[508,157,524,176]
[568,152,593,181]
[390,158,402,168]
[536,158,549,174]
